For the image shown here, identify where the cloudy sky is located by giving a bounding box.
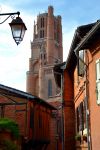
[0,0,100,92]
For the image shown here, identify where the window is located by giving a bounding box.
[79,103,84,131]
[40,53,42,59]
[30,106,34,129]
[78,50,84,76]
[41,17,44,28]
[43,30,44,37]
[76,108,79,132]
[40,30,44,38]
[40,30,42,38]
[48,79,52,97]
[39,114,42,128]
[0,106,4,118]
[43,18,44,27]
[96,59,100,104]
[76,101,87,133]
[44,54,45,59]
[41,18,42,28]
[83,100,86,129]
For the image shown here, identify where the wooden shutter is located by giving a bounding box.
[78,50,84,76]
[96,59,100,104]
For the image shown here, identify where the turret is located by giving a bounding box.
[47,6,55,64]
[57,15,63,61]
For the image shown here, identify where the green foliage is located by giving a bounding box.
[0,140,19,150]
[75,133,81,141]
[0,118,19,139]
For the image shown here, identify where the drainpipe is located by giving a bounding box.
[61,70,65,150]
[54,70,65,150]
[75,50,91,150]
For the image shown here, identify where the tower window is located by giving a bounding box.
[41,18,42,28]
[43,18,44,27]
[41,17,44,28]
[40,54,42,59]
[44,54,45,59]
[40,30,44,38]
[48,79,52,97]
[43,30,44,37]
[40,30,42,38]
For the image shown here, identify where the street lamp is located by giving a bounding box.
[0,11,27,45]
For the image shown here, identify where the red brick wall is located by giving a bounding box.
[63,70,75,150]
[0,95,27,136]
[73,41,100,150]
[88,44,100,150]
[0,93,54,149]
[28,101,51,142]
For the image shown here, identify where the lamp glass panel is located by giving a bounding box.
[11,25,22,39]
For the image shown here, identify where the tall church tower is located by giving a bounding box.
[26,6,63,100]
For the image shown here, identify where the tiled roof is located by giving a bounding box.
[0,84,57,110]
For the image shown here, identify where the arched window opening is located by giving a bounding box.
[41,18,42,28]
[43,18,44,27]
[48,79,52,97]
[40,30,44,38]
[41,17,44,28]
[40,30,42,38]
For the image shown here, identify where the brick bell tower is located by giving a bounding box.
[26,6,63,100]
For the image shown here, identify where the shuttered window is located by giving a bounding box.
[79,103,84,131]
[78,50,84,76]
[76,101,87,133]
[96,59,100,104]
[76,108,79,132]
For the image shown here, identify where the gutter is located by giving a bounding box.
[74,20,100,66]
[74,20,100,53]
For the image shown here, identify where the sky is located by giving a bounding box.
[0,0,100,92]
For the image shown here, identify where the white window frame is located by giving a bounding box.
[78,50,85,76]
[96,59,100,104]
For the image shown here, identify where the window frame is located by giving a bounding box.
[77,50,85,77]
[96,59,100,105]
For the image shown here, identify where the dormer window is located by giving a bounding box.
[78,50,84,76]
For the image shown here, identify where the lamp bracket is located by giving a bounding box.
[0,12,20,24]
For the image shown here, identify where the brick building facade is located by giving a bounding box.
[26,6,63,100]
[54,20,100,150]
[0,84,56,149]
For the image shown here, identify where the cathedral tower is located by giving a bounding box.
[26,6,63,100]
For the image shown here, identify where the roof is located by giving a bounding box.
[53,20,100,87]
[74,20,100,52]
[0,84,57,110]
[66,20,100,69]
